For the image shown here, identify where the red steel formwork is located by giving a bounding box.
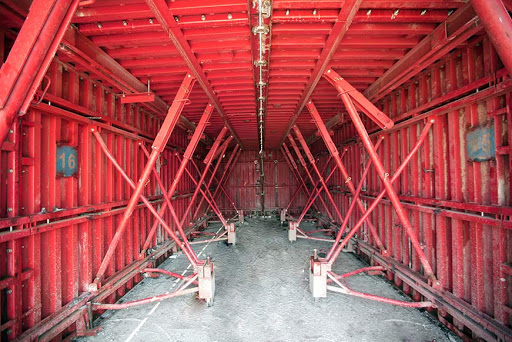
[0,0,512,341]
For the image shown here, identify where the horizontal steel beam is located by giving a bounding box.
[277,0,363,148]
[146,0,244,149]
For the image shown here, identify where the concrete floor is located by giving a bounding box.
[79,218,458,342]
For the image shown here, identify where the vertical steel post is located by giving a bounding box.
[93,74,196,287]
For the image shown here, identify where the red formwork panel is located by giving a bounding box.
[218,150,307,215]
[311,35,512,340]
[0,58,204,340]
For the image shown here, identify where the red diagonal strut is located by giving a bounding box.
[278,0,363,147]
[322,69,436,283]
[292,126,346,224]
[287,135,336,222]
[140,102,214,257]
[282,142,327,217]
[93,73,196,287]
[178,127,229,229]
[0,0,81,146]
[145,0,243,148]
[306,100,387,254]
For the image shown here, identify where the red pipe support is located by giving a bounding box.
[470,0,512,76]
[143,268,198,285]
[292,126,346,224]
[93,73,197,286]
[326,118,434,278]
[91,130,199,268]
[0,0,80,146]
[306,101,387,253]
[92,275,198,310]
[287,135,336,221]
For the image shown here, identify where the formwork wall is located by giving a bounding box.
[218,150,307,215]
[0,57,204,339]
[312,36,512,339]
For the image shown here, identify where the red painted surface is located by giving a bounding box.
[0,0,511,341]
[310,35,512,340]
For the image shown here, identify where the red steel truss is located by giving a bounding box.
[88,76,219,310]
[1,0,512,341]
[92,73,198,287]
[299,70,440,310]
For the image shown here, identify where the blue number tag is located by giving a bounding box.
[56,145,78,177]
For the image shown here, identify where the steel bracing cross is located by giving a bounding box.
[191,139,236,224]
[91,95,220,306]
[281,144,311,211]
[92,73,198,287]
[280,146,308,214]
[193,145,241,220]
[281,142,332,219]
[176,127,229,228]
[305,69,438,307]
[286,137,336,221]
[210,146,241,215]
[190,136,233,224]
[296,115,387,252]
[322,69,436,282]
[292,126,346,224]
[138,102,214,257]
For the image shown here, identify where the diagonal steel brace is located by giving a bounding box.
[286,137,336,221]
[322,68,437,283]
[307,101,387,254]
[139,102,214,257]
[93,73,196,287]
[282,143,327,217]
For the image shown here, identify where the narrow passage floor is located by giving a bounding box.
[80,218,458,342]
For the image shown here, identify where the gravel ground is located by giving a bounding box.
[78,217,459,342]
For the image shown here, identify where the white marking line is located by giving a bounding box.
[147,302,160,316]
[124,317,148,342]
[124,224,226,342]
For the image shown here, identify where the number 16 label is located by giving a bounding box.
[56,145,78,177]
